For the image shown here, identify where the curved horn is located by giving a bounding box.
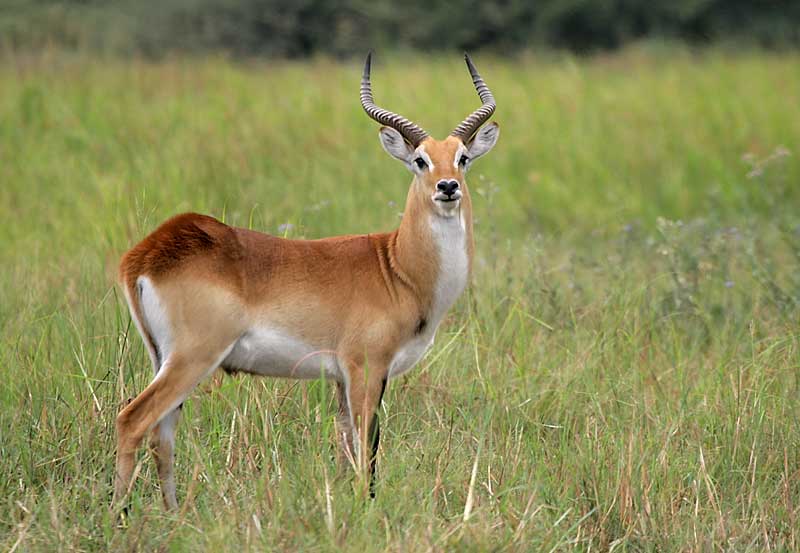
[360,52,429,147]
[451,53,496,141]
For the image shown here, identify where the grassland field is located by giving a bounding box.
[0,48,799,551]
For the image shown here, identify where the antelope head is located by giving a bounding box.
[360,53,499,219]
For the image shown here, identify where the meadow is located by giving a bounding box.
[0,48,798,551]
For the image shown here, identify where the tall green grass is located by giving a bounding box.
[1,49,798,551]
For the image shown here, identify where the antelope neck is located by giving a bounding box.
[387,185,473,316]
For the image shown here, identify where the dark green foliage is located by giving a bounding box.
[2,0,800,56]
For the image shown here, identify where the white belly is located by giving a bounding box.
[223,327,339,380]
[388,332,436,378]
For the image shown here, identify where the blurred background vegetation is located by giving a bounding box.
[2,0,799,57]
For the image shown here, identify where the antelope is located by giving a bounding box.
[113,52,499,510]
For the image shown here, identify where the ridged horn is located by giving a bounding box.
[360,51,429,147]
[451,53,496,141]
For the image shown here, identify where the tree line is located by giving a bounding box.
[2,0,799,56]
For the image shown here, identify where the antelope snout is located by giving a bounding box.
[436,180,460,197]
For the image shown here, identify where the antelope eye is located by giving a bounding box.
[414,157,427,170]
[459,155,470,166]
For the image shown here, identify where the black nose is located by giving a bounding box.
[436,180,459,196]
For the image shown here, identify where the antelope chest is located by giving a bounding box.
[388,214,469,378]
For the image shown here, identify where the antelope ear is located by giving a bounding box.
[466,122,499,160]
[379,126,414,163]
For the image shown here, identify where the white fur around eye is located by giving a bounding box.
[415,147,434,172]
[453,145,470,170]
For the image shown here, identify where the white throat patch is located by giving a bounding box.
[388,212,468,378]
[428,212,469,317]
